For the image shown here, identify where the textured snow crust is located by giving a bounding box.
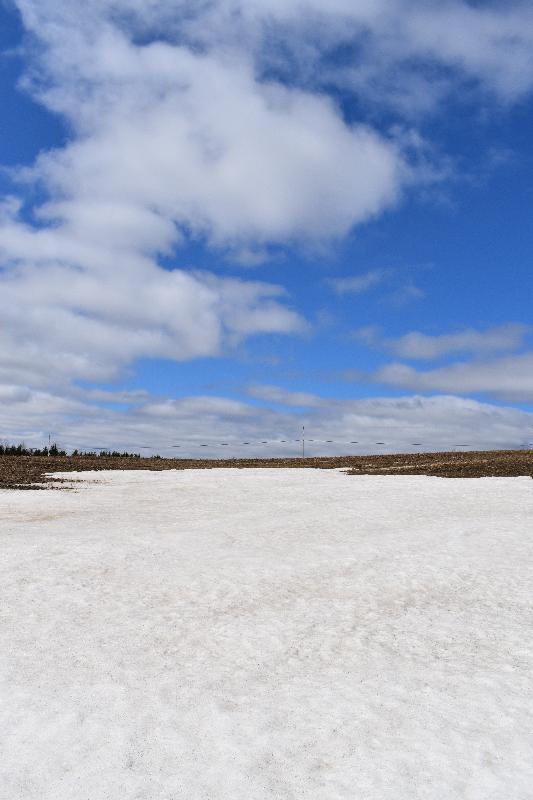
[1,469,533,799]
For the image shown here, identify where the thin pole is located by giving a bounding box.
[302,425,305,458]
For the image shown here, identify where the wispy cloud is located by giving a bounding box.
[246,384,323,408]
[385,282,426,307]
[328,269,392,296]
[355,324,530,360]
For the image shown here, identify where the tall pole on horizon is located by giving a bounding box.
[302,425,305,459]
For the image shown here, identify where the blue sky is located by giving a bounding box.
[1,0,533,455]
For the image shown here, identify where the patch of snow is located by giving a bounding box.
[1,470,533,799]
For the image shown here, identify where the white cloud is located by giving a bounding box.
[0,0,423,429]
[328,269,392,295]
[374,353,533,403]
[82,388,150,405]
[13,0,533,259]
[246,384,323,407]
[0,235,304,389]
[356,324,530,360]
[0,0,410,397]
[384,282,425,307]
[140,395,255,420]
[2,0,533,448]
[36,0,533,107]
[14,9,405,248]
[1,384,532,455]
[272,1,533,104]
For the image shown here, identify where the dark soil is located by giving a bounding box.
[1,449,532,490]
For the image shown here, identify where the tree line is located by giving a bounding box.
[0,443,141,458]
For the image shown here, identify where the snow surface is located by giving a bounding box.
[1,468,533,799]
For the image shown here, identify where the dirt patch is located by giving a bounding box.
[0,449,532,490]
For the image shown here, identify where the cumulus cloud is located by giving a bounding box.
[13,3,406,247]
[355,324,530,360]
[0,0,412,400]
[0,235,304,388]
[11,0,533,257]
[39,0,533,109]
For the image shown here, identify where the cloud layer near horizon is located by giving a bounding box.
[2,384,533,456]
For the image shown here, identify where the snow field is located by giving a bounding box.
[1,469,533,799]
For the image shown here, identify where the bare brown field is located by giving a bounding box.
[1,449,532,489]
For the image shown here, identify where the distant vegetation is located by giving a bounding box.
[0,443,67,457]
[0,444,141,458]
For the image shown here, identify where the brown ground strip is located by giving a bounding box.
[0,449,532,490]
